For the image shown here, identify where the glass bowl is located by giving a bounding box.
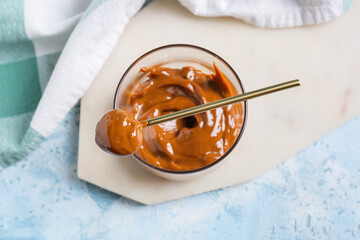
[114,44,248,181]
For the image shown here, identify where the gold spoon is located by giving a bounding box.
[96,79,300,156]
[142,79,300,127]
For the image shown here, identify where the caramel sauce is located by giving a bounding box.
[128,64,244,171]
[95,109,143,155]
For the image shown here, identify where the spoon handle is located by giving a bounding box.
[144,79,300,127]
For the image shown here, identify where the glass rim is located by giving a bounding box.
[113,43,248,175]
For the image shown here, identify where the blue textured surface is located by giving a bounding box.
[0,1,357,237]
[0,103,360,239]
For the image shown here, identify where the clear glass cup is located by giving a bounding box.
[114,44,248,181]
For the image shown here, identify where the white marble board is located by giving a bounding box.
[78,0,360,205]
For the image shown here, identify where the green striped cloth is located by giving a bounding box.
[0,0,350,168]
[0,0,55,166]
[0,0,145,168]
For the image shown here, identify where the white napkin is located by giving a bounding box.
[30,0,345,138]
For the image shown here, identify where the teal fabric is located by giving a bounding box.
[0,58,41,117]
[0,0,146,168]
[0,0,41,168]
[0,0,137,168]
[0,0,35,64]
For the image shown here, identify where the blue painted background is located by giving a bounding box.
[0,0,358,238]
[0,103,359,239]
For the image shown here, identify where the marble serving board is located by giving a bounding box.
[78,0,360,205]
